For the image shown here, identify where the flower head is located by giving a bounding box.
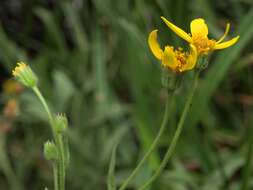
[44,141,58,161]
[55,113,68,133]
[161,17,239,54]
[148,30,197,72]
[12,62,27,76]
[12,62,38,88]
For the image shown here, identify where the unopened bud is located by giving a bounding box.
[55,114,68,133]
[44,141,58,161]
[161,68,182,92]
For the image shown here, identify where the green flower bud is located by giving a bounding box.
[44,141,58,161]
[55,113,68,133]
[12,62,38,88]
[161,67,182,92]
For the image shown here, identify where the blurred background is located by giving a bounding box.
[0,0,253,189]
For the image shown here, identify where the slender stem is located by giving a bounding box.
[58,135,66,190]
[138,71,199,190]
[240,117,253,190]
[32,86,55,133]
[32,86,66,190]
[53,164,59,190]
[118,89,176,190]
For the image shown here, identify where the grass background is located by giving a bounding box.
[0,0,253,189]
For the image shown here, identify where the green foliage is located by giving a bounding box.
[0,0,253,190]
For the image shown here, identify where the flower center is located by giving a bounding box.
[174,49,187,72]
[12,62,27,76]
[192,34,215,54]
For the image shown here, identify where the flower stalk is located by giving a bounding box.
[12,62,69,190]
[138,70,200,190]
[33,87,68,190]
[118,74,180,190]
[130,15,240,190]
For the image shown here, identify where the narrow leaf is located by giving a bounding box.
[107,144,117,190]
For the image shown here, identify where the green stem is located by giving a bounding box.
[240,117,253,190]
[118,89,175,190]
[138,71,199,190]
[32,86,66,190]
[53,164,59,190]
[32,86,55,134]
[58,135,66,190]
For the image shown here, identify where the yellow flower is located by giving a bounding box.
[161,17,239,54]
[12,62,38,87]
[12,62,27,77]
[148,30,197,72]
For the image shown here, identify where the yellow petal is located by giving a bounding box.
[182,45,198,71]
[161,16,192,43]
[190,18,208,38]
[148,30,163,60]
[216,23,230,44]
[214,36,240,50]
[162,46,178,70]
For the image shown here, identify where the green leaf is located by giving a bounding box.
[35,8,67,52]
[0,24,26,70]
[61,3,88,52]
[107,144,117,190]
[53,70,75,111]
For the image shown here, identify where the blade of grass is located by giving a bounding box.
[61,2,88,53]
[107,144,118,190]
[35,8,67,53]
[0,25,26,70]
